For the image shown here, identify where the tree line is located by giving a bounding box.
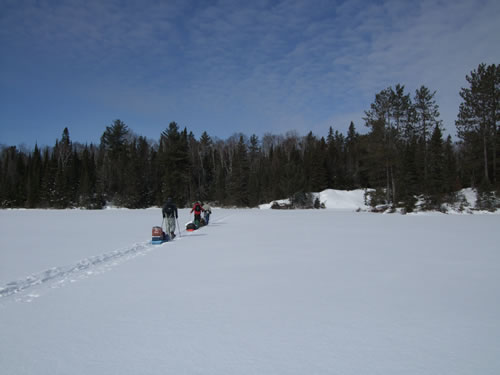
[1,63,498,211]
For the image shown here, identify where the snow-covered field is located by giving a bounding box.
[1,205,500,374]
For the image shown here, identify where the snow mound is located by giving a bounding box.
[317,189,368,210]
[462,188,477,207]
[441,188,500,214]
[258,198,291,210]
[259,189,368,211]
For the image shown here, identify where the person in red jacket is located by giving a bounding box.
[190,201,204,228]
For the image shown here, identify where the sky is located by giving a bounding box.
[1,0,499,147]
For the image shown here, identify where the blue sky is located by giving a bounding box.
[1,0,499,147]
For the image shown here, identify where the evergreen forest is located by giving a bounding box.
[1,63,499,211]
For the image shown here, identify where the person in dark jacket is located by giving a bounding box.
[202,202,212,224]
[162,197,178,239]
[190,201,204,228]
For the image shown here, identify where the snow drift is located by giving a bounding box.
[259,189,368,210]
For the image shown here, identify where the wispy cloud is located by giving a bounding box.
[1,0,499,145]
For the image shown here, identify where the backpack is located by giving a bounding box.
[165,204,174,217]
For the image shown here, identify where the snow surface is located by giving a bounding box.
[1,205,500,374]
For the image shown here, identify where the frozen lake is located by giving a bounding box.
[1,208,500,374]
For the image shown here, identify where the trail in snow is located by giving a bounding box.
[0,241,157,302]
[0,212,232,304]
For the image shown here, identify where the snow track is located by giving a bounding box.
[0,212,232,304]
[0,241,158,302]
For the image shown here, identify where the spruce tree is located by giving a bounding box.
[213,145,228,205]
[443,135,459,196]
[26,144,42,207]
[78,145,97,208]
[326,127,340,188]
[427,125,445,207]
[40,147,55,207]
[122,138,139,208]
[311,137,328,192]
[228,136,249,206]
[345,122,360,188]
[248,134,262,206]
[0,147,26,207]
[52,128,76,207]
[302,132,316,192]
[199,131,215,201]
[398,137,419,211]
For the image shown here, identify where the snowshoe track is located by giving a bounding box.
[0,212,233,303]
[0,241,157,302]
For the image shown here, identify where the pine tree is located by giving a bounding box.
[100,120,130,205]
[414,86,442,189]
[158,122,190,206]
[456,63,499,187]
[364,85,412,204]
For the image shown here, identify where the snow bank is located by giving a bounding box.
[260,188,499,214]
[259,189,369,211]
[317,189,368,210]
[461,187,477,207]
[258,198,291,210]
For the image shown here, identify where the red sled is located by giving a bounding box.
[185,222,197,232]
